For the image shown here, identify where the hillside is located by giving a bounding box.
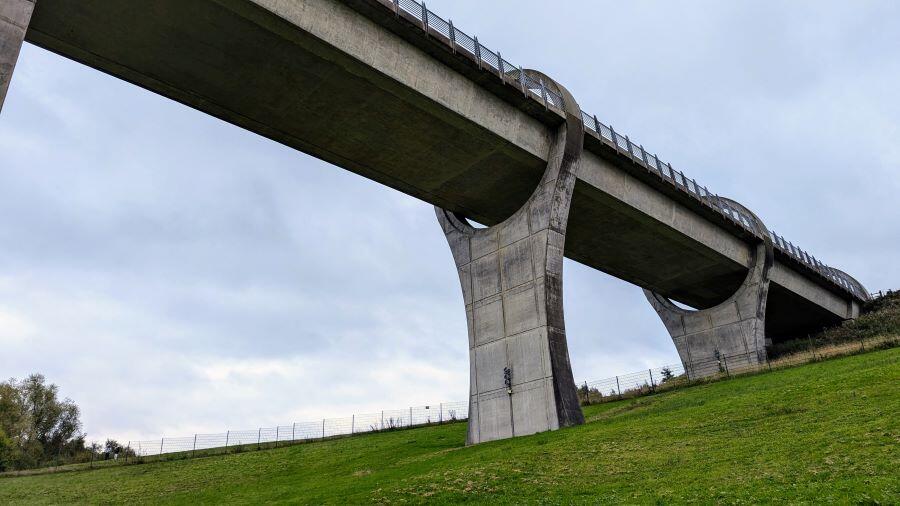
[0,348,897,504]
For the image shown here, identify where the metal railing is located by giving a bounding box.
[381,0,867,302]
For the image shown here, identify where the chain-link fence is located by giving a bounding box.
[118,400,469,462]
[379,0,866,302]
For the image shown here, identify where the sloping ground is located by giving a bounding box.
[1,349,897,504]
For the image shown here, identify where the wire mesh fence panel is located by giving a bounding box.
[398,0,421,19]
[479,45,500,71]
[502,59,519,79]
[428,12,451,38]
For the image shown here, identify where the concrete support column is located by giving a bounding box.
[436,71,584,445]
[0,0,34,114]
[644,199,774,379]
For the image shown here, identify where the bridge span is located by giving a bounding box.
[1,0,869,444]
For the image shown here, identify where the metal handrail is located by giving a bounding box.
[383,0,868,301]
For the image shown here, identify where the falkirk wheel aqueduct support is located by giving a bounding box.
[0,0,870,445]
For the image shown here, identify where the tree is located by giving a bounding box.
[0,374,86,470]
[661,367,675,383]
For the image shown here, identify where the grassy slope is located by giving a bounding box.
[1,349,898,505]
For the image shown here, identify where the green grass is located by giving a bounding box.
[1,349,898,505]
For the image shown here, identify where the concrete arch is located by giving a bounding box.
[644,198,775,379]
[434,70,584,444]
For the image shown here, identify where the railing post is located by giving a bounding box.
[518,66,526,94]
[648,369,655,392]
[593,114,601,135]
[448,20,456,52]
[616,376,622,399]
[640,144,650,167]
[654,155,665,177]
[497,52,505,78]
[473,36,482,67]
[539,77,549,109]
[421,2,428,29]
[609,125,619,151]
[393,0,399,17]
[667,163,677,183]
[625,135,634,160]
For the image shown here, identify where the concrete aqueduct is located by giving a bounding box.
[1,0,869,444]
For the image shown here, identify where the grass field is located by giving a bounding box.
[1,348,897,504]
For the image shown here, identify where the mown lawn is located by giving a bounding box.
[1,348,898,504]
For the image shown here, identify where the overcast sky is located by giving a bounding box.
[1,1,897,443]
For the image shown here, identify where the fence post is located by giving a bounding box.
[539,77,549,109]
[275,426,279,448]
[518,66,526,94]
[159,438,164,461]
[192,434,197,459]
[473,36,482,67]
[439,403,443,425]
[257,428,261,450]
[322,419,325,440]
[648,369,655,392]
[616,376,622,399]
[722,356,730,377]
[292,422,296,442]
[126,441,130,464]
[381,410,384,430]
[448,20,456,51]
[807,334,816,361]
[409,406,413,427]
[352,415,355,435]
[225,431,230,454]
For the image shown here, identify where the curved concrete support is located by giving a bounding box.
[435,71,584,445]
[644,199,775,379]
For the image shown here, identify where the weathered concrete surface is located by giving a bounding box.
[436,74,584,444]
[644,199,774,378]
[0,0,34,113]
